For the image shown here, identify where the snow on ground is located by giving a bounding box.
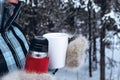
[54,55,100,80]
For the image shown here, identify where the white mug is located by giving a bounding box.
[43,33,68,69]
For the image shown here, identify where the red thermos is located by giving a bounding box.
[25,36,49,73]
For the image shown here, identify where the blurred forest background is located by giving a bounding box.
[16,0,120,80]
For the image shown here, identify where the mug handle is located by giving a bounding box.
[68,36,77,43]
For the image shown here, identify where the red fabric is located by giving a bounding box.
[25,55,49,73]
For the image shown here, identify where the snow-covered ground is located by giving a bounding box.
[54,62,99,80]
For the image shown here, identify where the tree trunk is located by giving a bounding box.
[88,0,92,77]
[93,10,97,70]
[100,25,105,80]
[100,0,106,80]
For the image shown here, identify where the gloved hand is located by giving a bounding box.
[65,34,88,71]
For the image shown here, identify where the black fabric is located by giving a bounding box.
[0,50,8,76]
[11,25,27,56]
[0,0,4,28]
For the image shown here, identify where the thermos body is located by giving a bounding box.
[25,36,49,73]
[25,54,49,73]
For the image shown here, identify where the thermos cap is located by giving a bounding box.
[30,36,48,52]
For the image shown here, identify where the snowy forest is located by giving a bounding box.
[17,0,120,80]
